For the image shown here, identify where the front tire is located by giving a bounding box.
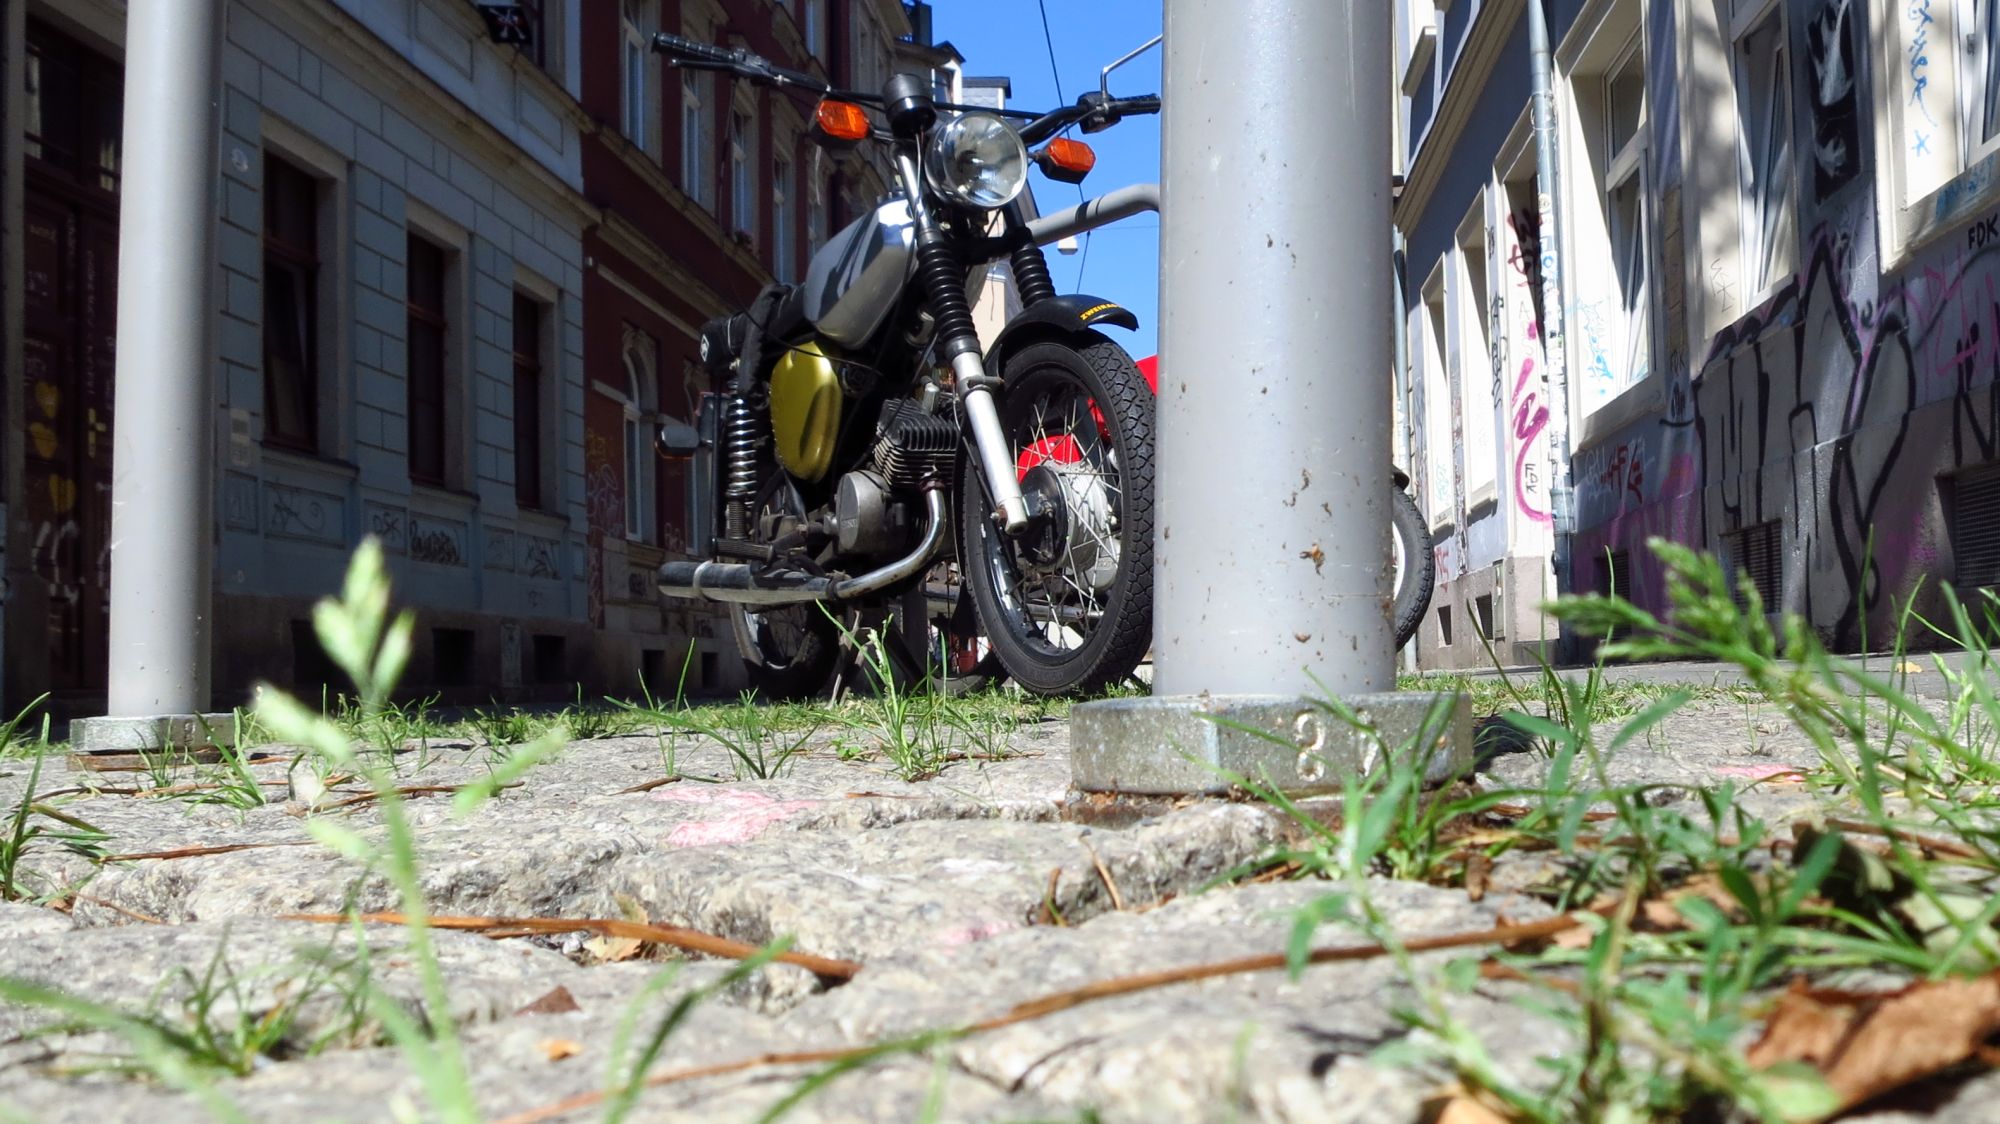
[958,334,1154,696]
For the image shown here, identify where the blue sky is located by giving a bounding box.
[932,1,1164,359]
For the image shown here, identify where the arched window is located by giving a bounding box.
[618,327,658,543]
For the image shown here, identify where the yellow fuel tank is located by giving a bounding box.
[768,341,841,482]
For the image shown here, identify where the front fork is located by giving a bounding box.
[895,152,1030,535]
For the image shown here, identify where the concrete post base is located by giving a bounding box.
[1071,691,1470,796]
[69,714,238,759]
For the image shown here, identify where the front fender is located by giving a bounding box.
[985,294,1137,375]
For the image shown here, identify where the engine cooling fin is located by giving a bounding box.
[870,400,959,487]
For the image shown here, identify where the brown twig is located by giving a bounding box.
[322,782,521,811]
[1038,867,1066,926]
[280,911,861,981]
[489,909,1591,1124]
[101,840,314,862]
[616,776,683,795]
[64,893,169,925]
[1082,841,1125,911]
[1825,818,1987,863]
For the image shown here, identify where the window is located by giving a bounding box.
[681,69,710,208]
[406,235,449,485]
[851,3,883,92]
[25,21,123,194]
[773,153,795,281]
[1881,0,2000,224]
[620,328,658,543]
[1567,14,1653,416]
[515,0,550,71]
[512,293,546,510]
[263,155,320,451]
[620,1,660,152]
[1455,206,1497,497]
[1731,0,1794,298]
[730,108,756,240]
[808,169,830,252]
[804,0,826,60]
[1419,273,1452,526]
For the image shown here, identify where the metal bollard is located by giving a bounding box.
[1071,0,1467,794]
[72,0,232,756]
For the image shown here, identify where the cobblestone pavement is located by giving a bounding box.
[0,694,1990,1122]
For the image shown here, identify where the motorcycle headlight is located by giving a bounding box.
[923,113,1028,210]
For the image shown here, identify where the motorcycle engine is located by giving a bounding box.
[834,401,958,557]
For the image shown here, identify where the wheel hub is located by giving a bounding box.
[1017,461,1118,593]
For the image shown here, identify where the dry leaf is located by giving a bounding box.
[1748,973,2000,1117]
[538,1038,583,1062]
[515,985,581,1017]
[1463,853,1492,903]
[584,934,645,962]
[1895,660,1924,674]
[1637,873,1746,932]
[584,894,653,962]
[1425,1092,1511,1124]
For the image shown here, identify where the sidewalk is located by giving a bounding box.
[0,691,1990,1122]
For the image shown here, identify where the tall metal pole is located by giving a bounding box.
[1072,0,1466,794]
[76,0,228,751]
[1528,0,1577,656]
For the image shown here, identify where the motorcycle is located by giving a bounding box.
[651,33,1165,698]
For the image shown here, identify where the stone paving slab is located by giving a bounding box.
[0,694,1971,1120]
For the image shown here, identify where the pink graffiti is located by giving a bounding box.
[938,920,1019,946]
[1511,357,1552,524]
[653,787,820,847]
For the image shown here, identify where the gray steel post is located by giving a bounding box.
[73,0,230,753]
[1528,0,1577,648]
[1071,1,1466,794]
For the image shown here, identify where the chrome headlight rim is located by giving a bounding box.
[923,112,1029,210]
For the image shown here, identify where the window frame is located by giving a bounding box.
[1872,0,2000,260]
[1453,197,1499,504]
[1728,0,1797,307]
[404,233,451,488]
[773,149,796,281]
[614,326,659,545]
[511,291,548,511]
[261,153,323,454]
[620,0,658,155]
[729,100,758,242]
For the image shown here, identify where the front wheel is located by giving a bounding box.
[958,334,1154,696]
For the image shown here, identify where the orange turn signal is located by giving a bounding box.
[816,99,871,142]
[1045,138,1097,177]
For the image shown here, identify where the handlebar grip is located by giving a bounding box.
[652,33,737,64]
[1118,95,1162,116]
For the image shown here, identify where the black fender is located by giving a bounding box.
[984,294,1138,376]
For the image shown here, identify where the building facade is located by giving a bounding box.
[1396,0,2000,667]
[3,0,973,714]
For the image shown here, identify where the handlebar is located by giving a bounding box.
[652,34,1159,138]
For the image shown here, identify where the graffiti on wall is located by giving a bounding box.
[1502,206,1554,530]
[1573,193,2000,649]
[1808,0,1862,198]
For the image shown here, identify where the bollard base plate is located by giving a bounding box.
[1070,692,1471,796]
[69,714,237,767]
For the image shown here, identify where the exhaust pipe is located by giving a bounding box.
[658,489,949,606]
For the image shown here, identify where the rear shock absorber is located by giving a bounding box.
[722,394,763,539]
[1010,241,1059,308]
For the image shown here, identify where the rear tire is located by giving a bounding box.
[728,477,840,700]
[959,333,1153,696]
[1391,486,1435,650]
